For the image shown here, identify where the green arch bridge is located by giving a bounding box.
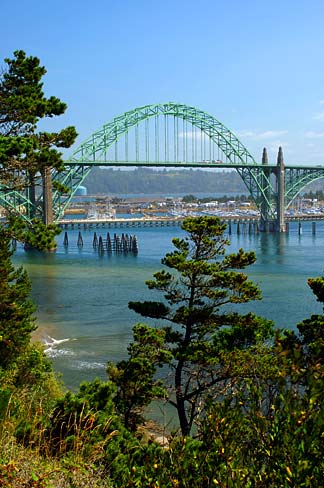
[2,102,324,232]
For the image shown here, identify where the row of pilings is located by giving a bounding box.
[63,231,138,254]
[228,221,257,235]
[228,220,317,235]
[57,221,320,254]
[59,218,320,235]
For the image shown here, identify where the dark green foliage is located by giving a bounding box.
[0,50,77,178]
[181,194,198,203]
[52,180,70,194]
[0,229,36,368]
[212,311,274,352]
[8,216,61,251]
[307,275,324,304]
[196,379,324,487]
[7,346,60,446]
[0,50,65,133]
[297,275,324,364]
[106,338,324,487]
[0,230,59,447]
[0,50,77,250]
[107,323,172,430]
[129,216,274,435]
[84,167,246,195]
[4,342,54,391]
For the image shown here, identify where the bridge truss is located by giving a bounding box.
[1,102,324,229]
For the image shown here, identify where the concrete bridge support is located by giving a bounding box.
[260,147,271,232]
[259,146,286,232]
[276,147,286,232]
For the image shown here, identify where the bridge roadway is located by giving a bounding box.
[59,213,324,230]
[63,159,324,171]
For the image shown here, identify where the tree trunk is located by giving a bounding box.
[42,167,53,224]
[175,360,190,435]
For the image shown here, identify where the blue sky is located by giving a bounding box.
[2,0,324,165]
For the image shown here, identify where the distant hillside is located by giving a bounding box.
[83,168,246,195]
[83,167,324,196]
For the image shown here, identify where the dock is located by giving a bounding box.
[58,215,261,230]
[59,216,184,229]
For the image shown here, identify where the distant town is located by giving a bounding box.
[65,189,324,221]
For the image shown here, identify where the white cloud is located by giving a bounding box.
[320,100,324,105]
[236,129,288,140]
[313,111,324,120]
[305,131,324,138]
[236,130,257,138]
[258,130,288,140]
[178,131,205,140]
[180,128,289,143]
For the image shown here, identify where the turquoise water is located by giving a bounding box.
[13,221,324,390]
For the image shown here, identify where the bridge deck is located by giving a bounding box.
[58,214,324,229]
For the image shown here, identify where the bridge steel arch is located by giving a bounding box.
[53,102,275,222]
[1,102,324,227]
[0,187,35,222]
[284,167,324,208]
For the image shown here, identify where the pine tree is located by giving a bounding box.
[297,275,324,364]
[129,216,273,435]
[0,229,36,369]
[0,50,77,250]
[107,323,172,431]
[0,50,77,179]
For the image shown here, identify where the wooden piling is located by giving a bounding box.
[132,235,138,254]
[77,231,83,247]
[106,232,112,252]
[98,236,104,254]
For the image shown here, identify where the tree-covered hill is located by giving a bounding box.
[83,168,247,194]
[83,167,324,196]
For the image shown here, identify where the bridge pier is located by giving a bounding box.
[260,148,271,232]
[259,146,286,233]
[276,147,286,232]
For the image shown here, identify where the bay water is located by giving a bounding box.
[13,221,324,390]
